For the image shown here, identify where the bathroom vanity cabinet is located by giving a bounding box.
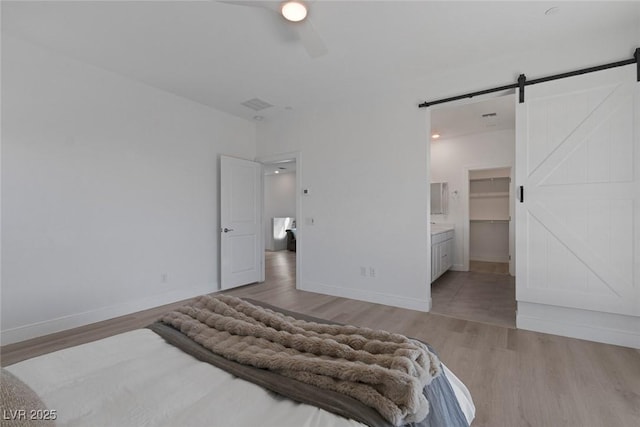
[431,226,454,283]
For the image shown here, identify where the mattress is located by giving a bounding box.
[5,329,475,426]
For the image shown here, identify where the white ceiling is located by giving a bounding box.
[3,0,639,131]
[431,94,516,140]
[264,159,296,175]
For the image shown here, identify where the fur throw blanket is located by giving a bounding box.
[160,294,442,426]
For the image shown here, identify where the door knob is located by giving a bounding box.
[223,227,234,233]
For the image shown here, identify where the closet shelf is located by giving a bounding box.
[469,192,509,198]
[469,177,510,183]
[470,219,510,223]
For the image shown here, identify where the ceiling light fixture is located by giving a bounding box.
[432,133,441,140]
[281,1,307,22]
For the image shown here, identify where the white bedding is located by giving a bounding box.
[6,329,475,426]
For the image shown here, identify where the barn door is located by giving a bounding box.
[515,65,639,317]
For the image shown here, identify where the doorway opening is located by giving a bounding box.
[259,152,301,290]
[468,167,513,275]
[428,95,516,328]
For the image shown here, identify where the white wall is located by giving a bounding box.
[430,129,515,270]
[1,36,256,344]
[264,172,296,251]
[257,95,431,311]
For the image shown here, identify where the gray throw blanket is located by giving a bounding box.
[159,294,442,426]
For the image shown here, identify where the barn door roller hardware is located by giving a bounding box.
[418,48,639,108]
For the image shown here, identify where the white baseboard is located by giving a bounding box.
[0,285,215,346]
[451,263,466,272]
[300,280,430,312]
[517,302,640,349]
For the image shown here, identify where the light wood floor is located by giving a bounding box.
[469,260,510,275]
[2,251,640,426]
[431,265,516,328]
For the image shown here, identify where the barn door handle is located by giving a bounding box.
[222,227,234,233]
[519,186,524,203]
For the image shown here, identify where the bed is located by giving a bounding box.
[2,296,475,427]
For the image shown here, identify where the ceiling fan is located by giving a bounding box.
[219,0,328,58]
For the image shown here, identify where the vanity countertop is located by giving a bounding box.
[431,224,454,235]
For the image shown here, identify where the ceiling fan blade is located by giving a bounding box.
[218,1,280,13]
[294,18,328,58]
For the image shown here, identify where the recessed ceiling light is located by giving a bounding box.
[281,1,307,22]
[432,133,441,139]
[274,170,280,174]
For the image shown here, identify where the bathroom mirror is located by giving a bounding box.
[430,182,448,215]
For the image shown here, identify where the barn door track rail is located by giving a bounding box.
[418,47,639,108]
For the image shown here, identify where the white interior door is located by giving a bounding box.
[220,155,262,290]
[516,65,639,317]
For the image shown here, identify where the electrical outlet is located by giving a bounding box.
[360,267,367,276]
[369,267,375,277]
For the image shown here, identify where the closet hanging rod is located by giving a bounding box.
[469,177,510,182]
[418,48,639,108]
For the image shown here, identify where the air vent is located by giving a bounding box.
[241,98,273,111]
[481,112,497,118]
